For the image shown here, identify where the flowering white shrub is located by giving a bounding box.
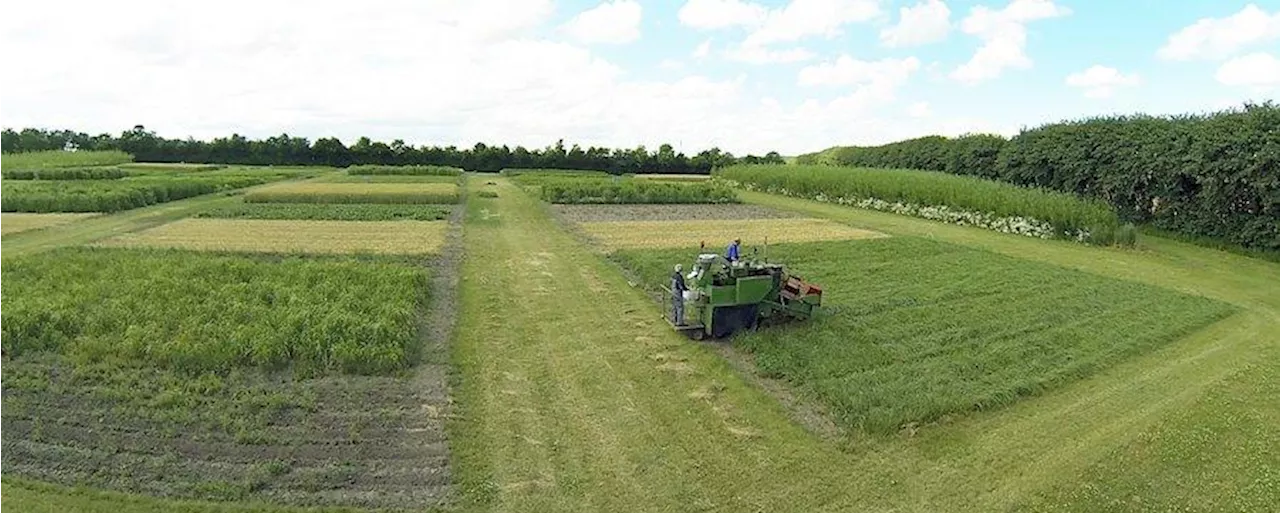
[716,178,1093,242]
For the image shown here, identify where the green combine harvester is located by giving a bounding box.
[663,247,824,340]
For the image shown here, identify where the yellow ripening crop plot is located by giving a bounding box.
[244,182,459,204]
[578,217,888,250]
[96,218,447,255]
[2,213,99,236]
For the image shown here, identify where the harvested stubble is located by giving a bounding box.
[579,217,887,250]
[244,182,459,204]
[96,218,447,255]
[1,213,99,235]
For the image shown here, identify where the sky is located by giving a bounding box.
[2,0,1278,156]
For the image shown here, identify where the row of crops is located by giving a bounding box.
[714,164,1134,246]
[510,168,739,204]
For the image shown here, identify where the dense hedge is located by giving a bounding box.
[806,102,1279,251]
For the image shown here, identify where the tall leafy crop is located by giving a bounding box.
[1,247,428,376]
[717,164,1120,243]
[538,178,739,204]
[1,175,274,212]
[612,238,1237,434]
[2,167,130,180]
[1,150,133,169]
[244,183,460,204]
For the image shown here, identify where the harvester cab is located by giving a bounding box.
[663,244,824,340]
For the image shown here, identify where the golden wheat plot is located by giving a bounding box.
[1,213,99,235]
[244,182,459,204]
[579,217,888,250]
[97,218,447,255]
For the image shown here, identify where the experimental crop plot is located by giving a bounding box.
[244,182,460,204]
[195,202,454,221]
[577,217,888,250]
[96,218,447,255]
[551,203,803,223]
[611,237,1238,434]
[1,212,98,235]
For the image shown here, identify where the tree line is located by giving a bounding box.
[0,126,785,174]
[796,101,1278,253]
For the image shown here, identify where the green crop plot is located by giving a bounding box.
[346,164,462,176]
[612,237,1237,434]
[1,150,133,169]
[2,167,130,180]
[1,247,428,376]
[537,177,739,204]
[117,162,227,172]
[1,176,274,213]
[318,173,461,183]
[196,202,452,221]
[244,182,459,204]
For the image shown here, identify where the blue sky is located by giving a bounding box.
[3,1,1278,155]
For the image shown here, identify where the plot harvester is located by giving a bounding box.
[664,247,824,339]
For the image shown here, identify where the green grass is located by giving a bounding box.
[0,170,310,213]
[194,202,453,221]
[2,150,133,168]
[611,237,1237,434]
[3,167,130,180]
[346,164,462,176]
[717,164,1122,243]
[1,247,428,376]
[536,177,739,204]
[317,173,461,183]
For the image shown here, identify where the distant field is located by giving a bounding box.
[577,217,886,250]
[1,213,99,235]
[96,218,448,255]
[196,202,453,221]
[244,182,460,204]
[1,150,133,169]
[612,237,1238,433]
[318,173,460,183]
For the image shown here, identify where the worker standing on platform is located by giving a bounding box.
[725,238,741,263]
[671,264,687,325]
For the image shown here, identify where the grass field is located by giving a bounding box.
[96,218,448,255]
[3,173,1276,513]
[196,202,453,221]
[2,213,99,235]
[244,182,460,204]
[611,238,1237,433]
[576,217,886,250]
[1,150,133,168]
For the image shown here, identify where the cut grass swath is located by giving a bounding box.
[611,237,1238,434]
[96,218,447,255]
[244,182,460,204]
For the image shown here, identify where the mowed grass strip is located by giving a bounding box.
[2,213,99,235]
[97,218,447,255]
[612,237,1238,434]
[244,182,459,204]
[1,246,427,375]
[195,202,452,221]
[579,217,887,250]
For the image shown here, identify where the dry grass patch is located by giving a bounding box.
[578,217,887,250]
[2,213,99,235]
[244,182,459,204]
[96,218,446,255]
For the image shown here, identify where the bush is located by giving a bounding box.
[347,165,462,176]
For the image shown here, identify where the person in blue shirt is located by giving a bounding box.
[725,238,741,262]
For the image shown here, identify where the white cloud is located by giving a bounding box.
[659,58,684,70]
[1215,52,1280,89]
[693,39,712,58]
[562,0,643,44]
[1065,65,1141,99]
[907,102,932,117]
[880,0,951,48]
[950,0,1071,85]
[724,44,816,64]
[1157,4,1280,61]
[677,0,770,29]
[743,0,883,47]
[1,0,1010,157]
[798,55,922,87]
